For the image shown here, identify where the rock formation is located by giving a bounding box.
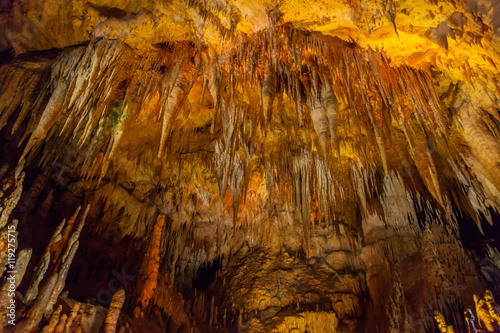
[0,0,500,331]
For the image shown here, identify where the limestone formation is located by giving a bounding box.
[0,0,500,332]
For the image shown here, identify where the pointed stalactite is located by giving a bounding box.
[321,78,341,165]
[295,76,303,125]
[19,79,69,163]
[104,289,126,333]
[293,149,312,256]
[81,116,106,180]
[307,94,329,158]
[208,60,222,133]
[0,64,50,134]
[265,161,275,210]
[217,103,240,199]
[158,56,185,159]
[135,215,165,316]
[99,102,130,183]
[262,62,277,128]
[228,154,244,226]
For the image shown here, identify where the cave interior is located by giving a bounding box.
[1,0,500,332]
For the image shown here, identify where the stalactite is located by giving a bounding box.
[321,77,341,164]
[292,148,312,255]
[307,94,329,157]
[98,101,130,183]
[19,79,69,163]
[158,57,198,159]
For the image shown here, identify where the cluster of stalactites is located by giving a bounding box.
[0,23,498,238]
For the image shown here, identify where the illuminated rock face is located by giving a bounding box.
[0,0,500,332]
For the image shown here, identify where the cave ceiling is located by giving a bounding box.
[1,0,500,332]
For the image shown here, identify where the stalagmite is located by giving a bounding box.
[64,303,81,332]
[41,305,62,333]
[45,240,79,317]
[104,290,126,333]
[80,306,96,333]
[54,314,67,333]
[53,206,85,266]
[0,173,24,229]
[14,273,59,333]
[24,207,84,306]
[262,63,277,127]
[135,215,165,315]
[0,248,31,327]
[23,251,51,305]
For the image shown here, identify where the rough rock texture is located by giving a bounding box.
[0,0,500,332]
